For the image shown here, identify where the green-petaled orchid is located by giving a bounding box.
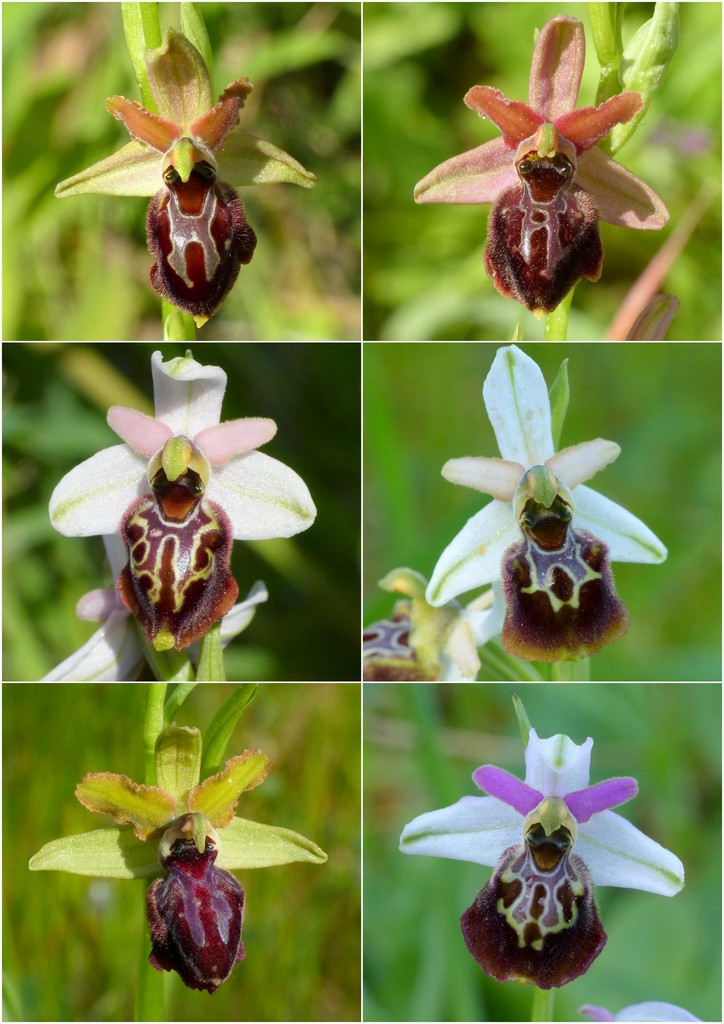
[29,724,327,993]
[55,29,316,324]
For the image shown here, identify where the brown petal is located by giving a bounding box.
[106,97,181,152]
[191,78,254,151]
[528,16,585,120]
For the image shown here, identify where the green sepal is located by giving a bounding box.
[201,684,258,777]
[29,827,161,879]
[195,620,225,682]
[55,141,161,199]
[146,28,212,130]
[548,358,570,450]
[75,772,176,839]
[189,750,271,827]
[154,725,202,805]
[218,130,317,188]
[216,817,327,869]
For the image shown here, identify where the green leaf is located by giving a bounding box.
[196,621,225,681]
[29,827,160,879]
[189,751,271,827]
[548,358,570,450]
[217,817,327,869]
[180,2,214,93]
[201,684,258,777]
[154,724,202,804]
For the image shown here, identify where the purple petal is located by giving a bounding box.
[565,777,638,822]
[464,86,542,146]
[414,137,518,205]
[555,93,642,154]
[575,148,669,229]
[472,765,542,815]
[528,16,585,120]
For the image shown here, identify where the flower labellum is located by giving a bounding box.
[461,796,606,988]
[501,466,629,661]
[146,815,245,994]
[147,147,257,319]
[485,125,603,314]
[116,436,238,651]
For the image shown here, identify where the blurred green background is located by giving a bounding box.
[364,342,721,681]
[363,682,721,1022]
[3,682,360,1022]
[3,2,360,341]
[363,2,721,340]
[3,342,360,682]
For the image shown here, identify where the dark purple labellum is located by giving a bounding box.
[147,160,257,319]
[484,150,603,314]
[501,490,629,662]
[146,834,245,994]
[363,613,430,680]
[461,825,606,989]
[116,464,238,651]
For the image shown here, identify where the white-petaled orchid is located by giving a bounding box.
[426,345,666,662]
[55,29,315,323]
[48,350,316,664]
[363,568,497,681]
[400,715,684,990]
[580,1002,702,1022]
[29,723,326,994]
[414,16,668,315]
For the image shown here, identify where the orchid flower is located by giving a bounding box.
[414,16,668,315]
[400,706,684,989]
[47,350,315,675]
[426,345,666,662]
[580,1002,701,1022]
[56,28,315,323]
[29,722,326,994]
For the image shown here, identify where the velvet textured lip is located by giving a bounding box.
[414,15,668,315]
[55,28,315,325]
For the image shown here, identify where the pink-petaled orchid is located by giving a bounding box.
[426,345,666,663]
[55,29,315,324]
[414,15,668,315]
[400,715,684,989]
[48,350,316,666]
[29,723,327,994]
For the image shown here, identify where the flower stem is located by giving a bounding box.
[544,288,574,340]
[552,657,591,681]
[478,640,544,682]
[162,300,197,341]
[530,985,555,1022]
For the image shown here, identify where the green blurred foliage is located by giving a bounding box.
[3,2,360,341]
[363,342,721,681]
[363,682,721,1022]
[3,682,361,1022]
[363,2,721,340]
[3,342,360,681]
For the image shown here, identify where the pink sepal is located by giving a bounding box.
[565,777,638,823]
[107,407,173,456]
[194,418,278,465]
[528,16,585,122]
[472,765,543,815]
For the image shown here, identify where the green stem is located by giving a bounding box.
[136,683,168,1022]
[478,640,544,682]
[121,2,162,112]
[551,657,591,681]
[544,288,574,340]
[530,984,555,1022]
[143,683,167,784]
